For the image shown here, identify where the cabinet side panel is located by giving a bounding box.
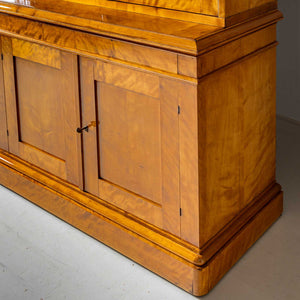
[0,37,8,151]
[198,47,277,246]
[242,48,276,205]
[198,61,242,246]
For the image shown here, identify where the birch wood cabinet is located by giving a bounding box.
[0,0,283,296]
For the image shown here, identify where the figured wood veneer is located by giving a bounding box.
[0,149,283,296]
[115,0,219,15]
[66,0,277,24]
[2,37,83,187]
[0,0,283,296]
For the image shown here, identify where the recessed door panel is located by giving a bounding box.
[2,37,82,187]
[97,83,162,204]
[15,57,66,160]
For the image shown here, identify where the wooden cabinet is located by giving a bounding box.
[0,0,283,296]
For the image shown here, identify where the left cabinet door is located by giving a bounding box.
[2,37,83,187]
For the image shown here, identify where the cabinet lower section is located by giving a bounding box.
[0,149,283,296]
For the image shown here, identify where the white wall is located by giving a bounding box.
[277,0,300,122]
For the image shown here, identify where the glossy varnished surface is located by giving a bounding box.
[79,57,184,235]
[67,0,277,24]
[0,0,222,47]
[2,119,299,300]
[198,47,278,245]
[0,149,283,296]
[113,0,219,15]
[2,37,83,187]
[0,0,283,296]
[0,0,282,55]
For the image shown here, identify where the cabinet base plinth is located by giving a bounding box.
[0,150,283,296]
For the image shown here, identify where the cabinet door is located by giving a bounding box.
[80,57,180,234]
[0,37,8,151]
[2,37,82,187]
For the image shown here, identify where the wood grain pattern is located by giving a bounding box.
[199,189,283,295]
[196,10,282,54]
[0,149,201,267]
[0,2,221,54]
[220,0,277,17]
[94,61,160,98]
[75,32,178,74]
[177,81,200,246]
[200,182,281,264]
[224,2,278,27]
[0,149,283,296]
[160,78,180,236]
[0,0,280,39]
[18,142,67,180]
[115,0,218,15]
[14,56,66,159]
[177,55,197,78]
[12,38,61,69]
[0,6,282,63]
[63,0,223,24]
[98,180,163,227]
[198,59,242,246]
[2,37,82,187]
[197,24,277,77]
[80,56,164,228]
[198,46,278,246]
[1,14,186,80]
[242,47,277,207]
[60,49,83,189]
[0,2,283,296]
[0,37,8,151]
[97,83,162,204]
[0,154,196,294]
[66,0,277,24]
[80,57,180,232]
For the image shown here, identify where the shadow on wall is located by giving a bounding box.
[277,0,300,122]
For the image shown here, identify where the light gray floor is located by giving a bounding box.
[0,118,299,300]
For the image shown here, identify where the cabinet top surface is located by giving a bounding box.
[0,0,281,54]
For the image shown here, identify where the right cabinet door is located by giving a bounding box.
[80,57,181,234]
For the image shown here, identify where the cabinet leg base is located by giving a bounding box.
[0,150,283,296]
